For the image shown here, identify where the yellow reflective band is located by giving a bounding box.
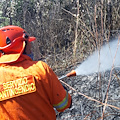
[53,91,69,110]
[0,75,36,101]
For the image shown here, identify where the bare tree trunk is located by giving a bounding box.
[101,0,104,46]
[9,13,12,25]
[9,1,13,25]
[73,0,79,57]
[107,0,112,37]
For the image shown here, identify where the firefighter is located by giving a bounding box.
[0,25,72,120]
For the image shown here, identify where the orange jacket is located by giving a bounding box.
[0,55,71,120]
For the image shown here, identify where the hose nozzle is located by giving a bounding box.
[58,70,76,80]
[66,70,76,77]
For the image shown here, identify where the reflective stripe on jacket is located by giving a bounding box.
[0,54,71,120]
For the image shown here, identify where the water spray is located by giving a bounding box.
[58,70,76,80]
[59,38,120,79]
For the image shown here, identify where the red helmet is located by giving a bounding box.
[0,25,36,63]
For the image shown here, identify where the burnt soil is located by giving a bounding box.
[56,69,120,120]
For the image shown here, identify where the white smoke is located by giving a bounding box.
[75,39,120,75]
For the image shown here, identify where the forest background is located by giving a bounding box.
[0,0,120,120]
[1,0,120,72]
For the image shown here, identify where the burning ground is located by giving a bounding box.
[56,69,120,120]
